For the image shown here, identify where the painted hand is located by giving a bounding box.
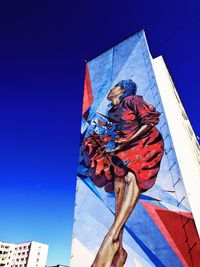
[115,138,127,144]
[105,148,116,154]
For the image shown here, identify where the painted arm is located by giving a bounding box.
[107,124,152,153]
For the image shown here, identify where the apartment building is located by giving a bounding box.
[0,241,48,267]
[0,242,15,266]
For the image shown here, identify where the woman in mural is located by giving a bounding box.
[83,79,164,267]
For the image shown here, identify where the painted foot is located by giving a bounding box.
[111,247,127,267]
[91,236,120,267]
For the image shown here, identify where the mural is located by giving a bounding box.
[71,30,200,267]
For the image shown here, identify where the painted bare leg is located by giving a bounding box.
[91,176,124,267]
[109,172,141,242]
[111,229,127,267]
[111,177,127,267]
[111,172,140,266]
[91,233,120,267]
[92,172,140,267]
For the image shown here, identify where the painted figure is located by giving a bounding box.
[82,79,164,267]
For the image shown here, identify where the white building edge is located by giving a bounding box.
[153,56,200,235]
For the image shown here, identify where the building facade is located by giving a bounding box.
[0,242,15,266]
[71,30,200,266]
[0,241,48,267]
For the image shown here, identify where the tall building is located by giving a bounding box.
[0,242,15,266]
[71,30,200,266]
[0,241,48,267]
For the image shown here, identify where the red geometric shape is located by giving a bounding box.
[141,200,200,267]
[82,64,94,115]
[156,209,200,267]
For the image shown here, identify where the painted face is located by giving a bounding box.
[107,85,125,101]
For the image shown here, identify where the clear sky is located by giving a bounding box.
[0,1,200,266]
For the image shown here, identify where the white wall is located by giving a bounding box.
[153,56,200,235]
[27,241,48,267]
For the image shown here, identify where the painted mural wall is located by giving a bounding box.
[71,30,200,267]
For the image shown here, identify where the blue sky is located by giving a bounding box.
[0,1,199,266]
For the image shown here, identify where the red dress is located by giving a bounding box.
[83,95,164,192]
